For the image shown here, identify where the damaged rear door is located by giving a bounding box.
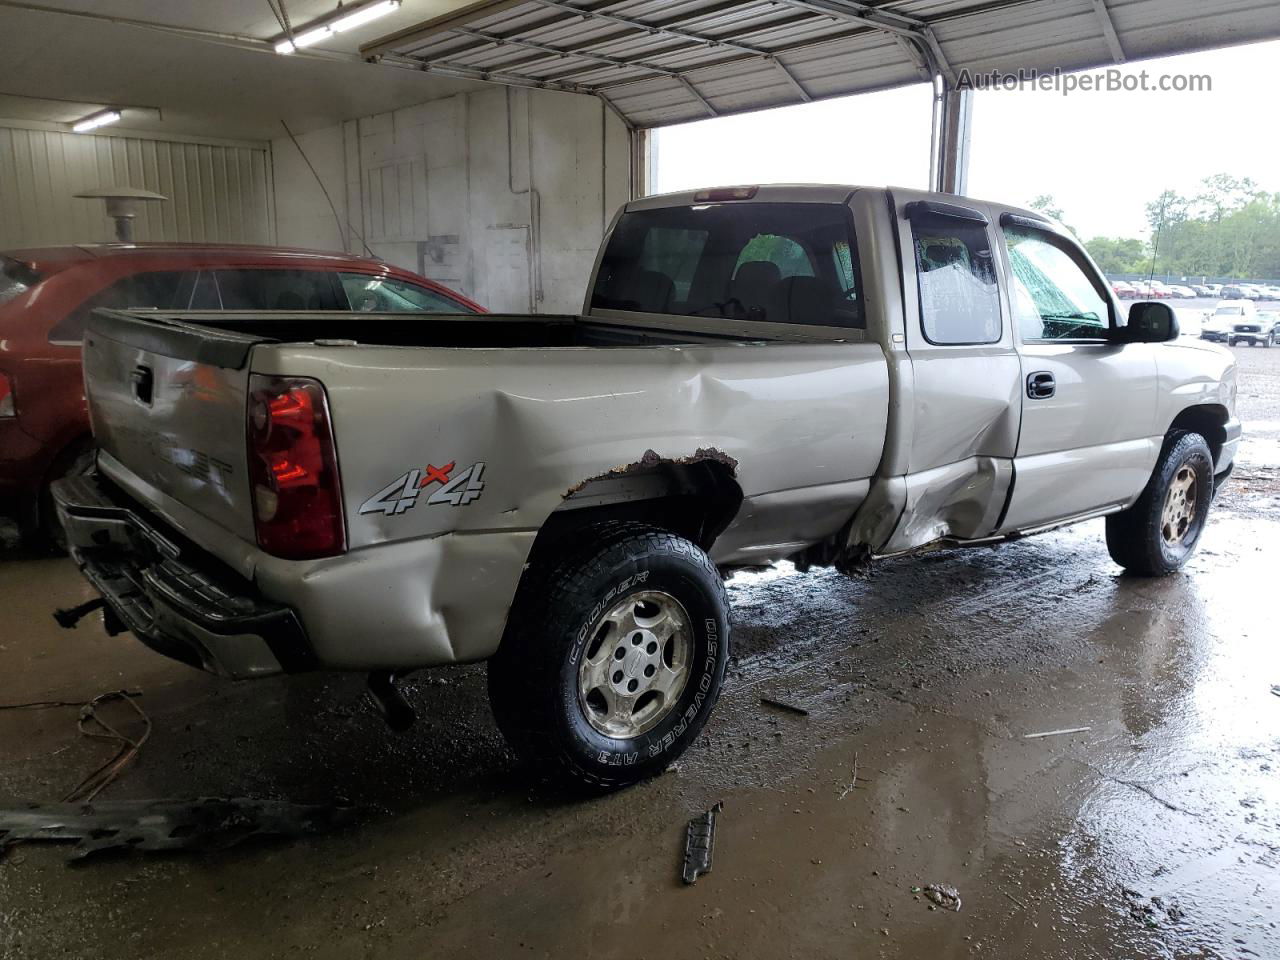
[880,192,1021,552]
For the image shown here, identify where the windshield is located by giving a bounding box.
[591,202,863,328]
[1215,306,1244,315]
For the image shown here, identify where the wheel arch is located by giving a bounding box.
[1168,404,1230,464]
[526,451,744,568]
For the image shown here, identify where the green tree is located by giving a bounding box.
[1085,236,1150,275]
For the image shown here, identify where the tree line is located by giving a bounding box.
[1029,175,1280,281]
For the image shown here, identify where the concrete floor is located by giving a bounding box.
[2,345,1278,959]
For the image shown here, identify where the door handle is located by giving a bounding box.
[1026,371,1056,399]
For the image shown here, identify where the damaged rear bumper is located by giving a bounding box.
[52,471,313,679]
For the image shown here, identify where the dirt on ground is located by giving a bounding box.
[0,344,1277,960]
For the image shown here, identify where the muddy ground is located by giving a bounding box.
[1,345,1278,959]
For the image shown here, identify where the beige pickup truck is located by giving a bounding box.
[55,185,1240,791]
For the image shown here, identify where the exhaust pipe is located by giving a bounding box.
[367,671,416,731]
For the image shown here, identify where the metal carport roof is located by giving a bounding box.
[361,0,1280,129]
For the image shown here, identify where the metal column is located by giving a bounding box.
[931,81,973,196]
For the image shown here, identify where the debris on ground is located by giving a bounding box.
[1121,886,1184,927]
[1023,726,1091,739]
[0,798,359,861]
[760,696,809,716]
[922,883,962,911]
[681,801,723,885]
[838,751,861,799]
[1270,685,1280,698]
[0,690,149,802]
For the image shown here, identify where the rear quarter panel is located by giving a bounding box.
[249,340,890,553]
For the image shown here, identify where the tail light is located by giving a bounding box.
[246,375,345,559]
[0,372,14,418]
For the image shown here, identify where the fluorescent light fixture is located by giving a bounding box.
[274,1,399,53]
[72,110,122,133]
[331,0,399,32]
[275,24,332,54]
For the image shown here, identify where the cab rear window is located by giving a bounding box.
[591,203,863,328]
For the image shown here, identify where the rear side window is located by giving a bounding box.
[592,203,863,328]
[338,273,474,313]
[911,218,1000,345]
[214,269,344,310]
[51,270,190,343]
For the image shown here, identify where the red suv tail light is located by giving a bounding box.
[247,375,345,560]
[0,372,14,418]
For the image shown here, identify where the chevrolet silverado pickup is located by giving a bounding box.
[54,185,1241,791]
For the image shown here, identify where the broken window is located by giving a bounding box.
[911,218,1001,345]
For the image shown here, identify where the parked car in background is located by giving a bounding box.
[1149,281,1174,299]
[1205,299,1256,343]
[1192,284,1213,297]
[1261,286,1280,301]
[0,243,483,547]
[1221,284,1246,301]
[1130,280,1153,297]
[1228,310,1277,347]
[1238,284,1263,300]
[1112,279,1136,299]
[1168,284,1198,299]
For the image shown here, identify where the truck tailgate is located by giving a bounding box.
[83,309,262,544]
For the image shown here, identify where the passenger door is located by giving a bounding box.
[996,215,1159,533]
[882,195,1022,552]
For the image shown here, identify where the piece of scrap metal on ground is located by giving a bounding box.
[0,798,359,861]
[681,801,723,885]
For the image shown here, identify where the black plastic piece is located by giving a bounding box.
[905,199,990,226]
[681,801,723,884]
[53,596,106,629]
[368,672,416,732]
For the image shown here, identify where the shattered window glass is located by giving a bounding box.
[912,220,1001,345]
[1004,227,1110,341]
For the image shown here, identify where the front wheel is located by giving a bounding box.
[488,525,730,793]
[1105,430,1214,576]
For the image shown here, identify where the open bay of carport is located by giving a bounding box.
[1,349,1278,960]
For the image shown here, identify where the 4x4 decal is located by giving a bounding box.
[359,461,486,516]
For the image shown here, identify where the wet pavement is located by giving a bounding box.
[2,345,1279,959]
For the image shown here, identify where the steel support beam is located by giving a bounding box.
[1091,0,1127,63]
[530,0,812,102]
[776,0,954,83]
[931,82,972,195]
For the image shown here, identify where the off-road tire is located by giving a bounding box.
[488,524,730,793]
[1105,430,1214,576]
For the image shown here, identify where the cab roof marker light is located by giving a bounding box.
[694,186,759,202]
[71,110,121,133]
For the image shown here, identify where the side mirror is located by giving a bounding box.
[1117,301,1179,343]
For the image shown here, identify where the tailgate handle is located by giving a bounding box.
[130,365,154,406]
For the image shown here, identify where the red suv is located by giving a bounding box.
[0,243,482,546]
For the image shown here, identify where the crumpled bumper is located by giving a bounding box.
[52,471,314,679]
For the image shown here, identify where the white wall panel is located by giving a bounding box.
[0,123,271,248]
[272,85,630,314]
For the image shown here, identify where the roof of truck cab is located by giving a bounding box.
[624,184,1049,226]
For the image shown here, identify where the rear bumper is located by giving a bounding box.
[52,471,314,679]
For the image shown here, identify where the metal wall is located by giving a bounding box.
[0,123,272,248]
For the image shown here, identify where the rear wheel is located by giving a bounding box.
[488,524,730,793]
[1105,430,1214,576]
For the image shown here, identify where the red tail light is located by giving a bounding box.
[247,375,345,559]
[0,372,13,418]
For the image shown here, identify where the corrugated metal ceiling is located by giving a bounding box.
[361,0,1280,128]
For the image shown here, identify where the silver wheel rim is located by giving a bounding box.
[1161,465,1198,546]
[577,590,693,739]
